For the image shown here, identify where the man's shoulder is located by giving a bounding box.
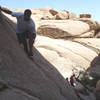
[11,12,24,17]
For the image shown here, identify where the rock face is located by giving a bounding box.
[55,10,76,20]
[55,10,69,20]
[37,19,100,38]
[37,20,90,38]
[0,12,78,100]
[49,9,58,16]
[4,7,100,75]
[35,36,98,77]
[6,7,100,38]
[1,7,100,99]
[80,14,91,18]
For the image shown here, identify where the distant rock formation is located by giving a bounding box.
[80,14,91,18]
[37,19,100,38]
[49,9,58,16]
[12,7,77,20]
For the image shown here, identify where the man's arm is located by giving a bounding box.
[0,6,12,14]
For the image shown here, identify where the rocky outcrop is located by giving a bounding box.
[7,7,100,39]
[0,11,79,100]
[37,20,90,38]
[5,11,100,38]
[80,14,91,18]
[78,18,100,30]
[55,10,76,20]
[55,10,69,20]
[3,7,100,73]
[37,19,100,38]
[13,7,77,20]
[1,7,100,99]
[35,35,100,100]
[68,12,77,19]
[49,9,58,16]
[35,36,98,78]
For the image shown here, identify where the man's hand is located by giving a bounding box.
[0,6,12,14]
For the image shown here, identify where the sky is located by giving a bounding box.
[0,0,100,21]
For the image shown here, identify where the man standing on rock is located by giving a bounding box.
[0,6,36,56]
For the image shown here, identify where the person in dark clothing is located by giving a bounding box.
[70,74,75,87]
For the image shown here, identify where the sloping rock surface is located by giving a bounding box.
[0,12,78,100]
[35,36,98,77]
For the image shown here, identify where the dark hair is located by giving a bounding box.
[24,9,32,15]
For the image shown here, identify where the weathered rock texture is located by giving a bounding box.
[37,19,100,38]
[0,11,78,100]
[4,7,100,39]
[3,7,100,76]
[80,14,91,18]
[1,7,100,99]
[35,36,99,77]
[37,20,90,38]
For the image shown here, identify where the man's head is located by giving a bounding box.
[24,9,32,21]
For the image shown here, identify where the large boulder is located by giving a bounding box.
[55,10,69,20]
[74,38,100,75]
[0,11,78,100]
[68,12,77,19]
[37,20,90,38]
[37,19,100,38]
[49,9,58,16]
[55,10,77,20]
[35,35,98,78]
[78,18,100,30]
[80,14,91,18]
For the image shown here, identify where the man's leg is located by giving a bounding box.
[28,33,36,56]
[16,33,28,55]
[22,33,29,54]
[22,39,28,54]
